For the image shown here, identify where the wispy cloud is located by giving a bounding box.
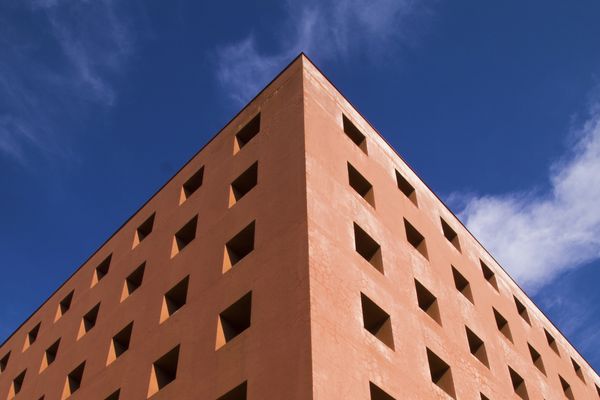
[0,0,134,164]
[455,103,600,293]
[215,0,432,104]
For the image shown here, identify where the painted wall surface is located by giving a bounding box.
[0,55,598,400]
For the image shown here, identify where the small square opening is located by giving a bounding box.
[160,276,189,323]
[105,390,120,400]
[426,348,456,399]
[527,343,545,375]
[24,323,41,350]
[107,322,134,365]
[77,303,100,339]
[513,296,530,324]
[395,170,417,206]
[234,114,260,154]
[480,394,490,400]
[353,223,383,273]
[217,381,247,400]
[369,382,395,400]
[62,362,85,399]
[9,369,26,398]
[493,308,513,343]
[1,351,10,373]
[509,367,529,400]
[180,166,204,204]
[480,260,498,291]
[544,328,560,355]
[440,218,461,252]
[415,280,442,325]
[92,255,112,287]
[223,221,255,273]
[216,292,252,349]
[348,163,375,207]
[55,291,74,321]
[559,375,574,400]
[171,216,198,257]
[147,345,180,398]
[465,327,489,368]
[342,114,368,154]
[360,293,394,350]
[229,162,258,207]
[404,219,428,259]
[595,383,600,397]
[121,262,146,302]
[451,266,473,303]
[40,339,61,372]
[133,214,155,248]
[571,358,585,382]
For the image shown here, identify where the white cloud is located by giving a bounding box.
[215,0,431,104]
[458,105,600,293]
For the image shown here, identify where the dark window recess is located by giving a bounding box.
[353,223,383,273]
[216,292,252,349]
[395,170,417,206]
[465,327,489,368]
[493,308,513,343]
[180,166,204,204]
[104,389,120,400]
[160,276,189,323]
[360,293,394,350]
[480,394,490,400]
[415,280,442,325]
[223,221,255,272]
[10,369,26,397]
[63,362,85,398]
[92,255,112,287]
[440,218,461,252]
[513,296,531,324]
[480,260,498,291]
[171,216,198,257]
[234,114,260,153]
[148,345,180,397]
[56,291,74,320]
[121,262,145,301]
[508,367,529,400]
[342,114,368,154]
[217,381,247,400]
[544,328,560,355]
[78,303,100,339]
[0,351,10,373]
[24,323,41,349]
[559,376,574,400]
[107,322,134,364]
[369,382,396,400]
[348,163,375,207]
[426,348,456,399]
[527,343,545,375]
[404,219,428,259]
[451,266,473,303]
[229,162,258,207]
[571,358,585,382]
[133,213,155,248]
[41,339,61,371]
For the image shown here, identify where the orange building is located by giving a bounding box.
[0,54,598,400]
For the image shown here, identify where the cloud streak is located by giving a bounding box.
[215,0,431,104]
[457,104,600,293]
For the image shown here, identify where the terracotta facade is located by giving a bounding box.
[0,55,598,400]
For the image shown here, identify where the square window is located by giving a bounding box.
[107,322,134,365]
[559,375,574,400]
[147,345,180,397]
[369,382,395,400]
[55,291,74,321]
[133,213,155,248]
[404,219,428,259]
[544,328,560,355]
[92,255,112,287]
[451,266,473,303]
[348,163,375,207]
[216,292,252,349]
[23,323,41,351]
[171,216,198,257]
[353,223,383,273]
[395,170,417,206]
[0,351,10,373]
[513,296,531,324]
[160,276,189,323]
[360,293,394,350]
[480,260,498,291]
[121,262,146,302]
[77,303,100,339]
[426,348,456,399]
[234,114,260,154]
[105,389,120,400]
[527,343,545,375]
[480,394,490,400]
[223,221,255,273]
[440,218,461,252]
[465,327,489,368]
[415,280,442,325]
[62,362,85,399]
[571,358,585,382]
[8,369,26,398]
[180,166,204,204]
[493,308,513,343]
[217,381,247,400]
[229,162,258,207]
[508,367,529,400]
[40,339,60,372]
[342,114,367,154]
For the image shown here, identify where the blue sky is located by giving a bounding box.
[1,0,599,371]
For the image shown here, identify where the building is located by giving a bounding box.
[0,54,598,400]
